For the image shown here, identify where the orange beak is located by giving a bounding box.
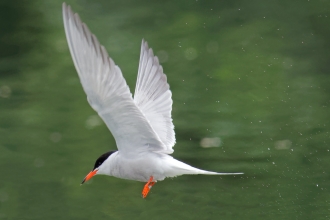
[81,169,98,185]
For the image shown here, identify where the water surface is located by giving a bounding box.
[0,0,329,219]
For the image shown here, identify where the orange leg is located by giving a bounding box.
[142,176,156,198]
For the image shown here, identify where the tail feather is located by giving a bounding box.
[165,157,243,177]
[197,170,243,175]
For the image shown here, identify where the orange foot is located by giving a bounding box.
[142,176,156,198]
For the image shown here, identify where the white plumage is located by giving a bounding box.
[134,40,175,153]
[63,4,166,155]
[62,3,242,198]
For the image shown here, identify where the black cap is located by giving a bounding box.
[93,150,117,170]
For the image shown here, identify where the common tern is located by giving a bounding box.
[62,3,243,198]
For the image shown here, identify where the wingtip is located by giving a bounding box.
[62,2,67,16]
[62,2,73,22]
[62,2,70,13]
[143,39,150,48]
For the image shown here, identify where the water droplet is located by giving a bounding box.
[50,132,62,143]
[0,191,8,202]
[156,50,169,63]
[0,85,11,98]
[34,158,45,168]
[184,47,198,60]
[86,115,103,129]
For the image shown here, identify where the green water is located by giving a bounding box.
[1,0,330,219]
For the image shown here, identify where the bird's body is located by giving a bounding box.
[98,151,235,182]
[62,2,242,198]
[102,151,174,182]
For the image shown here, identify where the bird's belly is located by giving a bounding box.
[110,153,166,182]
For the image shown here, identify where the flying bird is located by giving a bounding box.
[62,2,242,198]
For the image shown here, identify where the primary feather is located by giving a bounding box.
[63,4,172,154]
[134,40,175,154]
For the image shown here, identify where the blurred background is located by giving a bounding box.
[0,0,330,219]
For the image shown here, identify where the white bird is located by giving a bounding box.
[62,3,243,198]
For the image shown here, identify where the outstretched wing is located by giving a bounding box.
[62,3,166,154]
[134,40,175,154]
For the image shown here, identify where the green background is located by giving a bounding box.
[1,0,330,219]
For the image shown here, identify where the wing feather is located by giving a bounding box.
[62,3,167,154]
[134,40,175,154]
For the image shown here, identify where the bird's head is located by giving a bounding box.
[80,150,117,185]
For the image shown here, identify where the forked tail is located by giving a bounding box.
[166,156,243,177]
[197,170,243,175]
